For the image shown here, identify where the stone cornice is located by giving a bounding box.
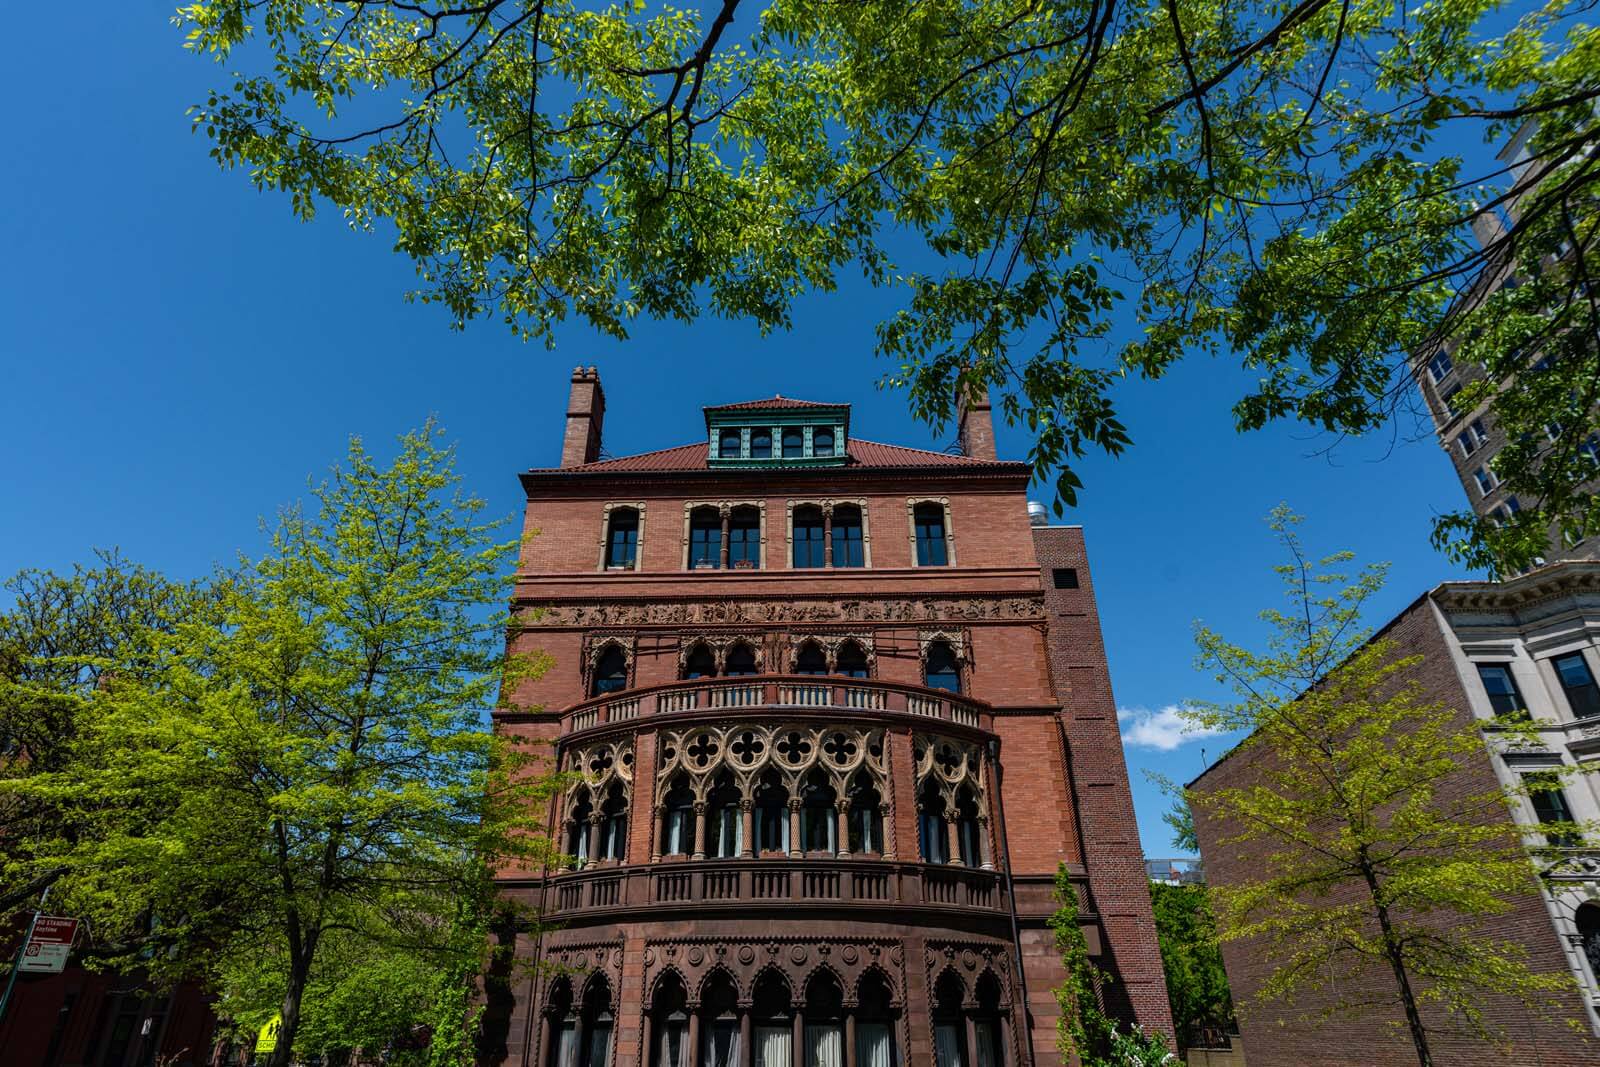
[1432,560,1600,615]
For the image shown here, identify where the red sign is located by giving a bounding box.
[19,917,78,974]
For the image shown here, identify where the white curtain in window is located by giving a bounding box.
[974,1022,997,1067]
[715,806,742,857]
[855,1023,893,1067]
[805,1024,842,1067]
[856,810,877,853]
[585,1021,613,1067]
[656,1022,687,1067]
[553,1021,580,1067]
[573,825,590,865]
[703,1021,740,1067]
[755,1024,792,1067]
[933,1023,963,1067]
[664,809,690,854]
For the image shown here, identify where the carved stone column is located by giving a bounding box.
[946,807,964,866]
[692,802,708,861]
[822,503,834,568]
[791,1009,805,1067]
[844,1012,858,1067]
[739,1008,753,1067]
[964,1010,980,1067]
[740,798,755,859]
[687,1011,701,1066]
[788,798,803,858]
[586,816,603,868]
[977,814,995,871]
[836,798,852,858]
[651,805,665,863]
[719,505,731,569]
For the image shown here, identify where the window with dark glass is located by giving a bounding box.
[661,779,695,856]
[1577,904,1600,984]
[972,973,1008,1067]
[755,772,789,853]
[914,503,949,566]
[724,642,758,676]
[924,641,961,694]
[604,508,639,569]
[650,974,689,1067]
[750,428,773,459]
[1052,567,1078,589]
[1426,350,1453,383]
[590,646,628,697]
[1476,663,1524,717]
[796,642,828,676]
[719,428,743,459]
[813,428,835,457]
[728,507,761,568]
[954,787,982,867]
[855,971,899,1067]
[836,641,869,678]
[803,973,845,1067]
[700,973,741,1067]
[832,505,864,567]
[793,506,826,568]
[931,973,967,1067]
[801,772,837,852]
[782,427,804,458]
[1527,777,1581,847]
[568,790,593,868]
[918,781,949,865]
[752,971,794,1067]
[690,508,722,569]
[598,785,627,861]
[707,775,743,859]
[847,775,883,854]
[1555,653,1600,719]
[682,644,718,680]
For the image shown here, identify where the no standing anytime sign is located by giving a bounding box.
[18,917,79,974]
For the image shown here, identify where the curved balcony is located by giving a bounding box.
[559,675,989,737]
[543,858,1008,919]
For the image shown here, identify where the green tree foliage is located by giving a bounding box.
[1185,507,1585,1066]
[178,0,1598,571]
[1148,882,1232,1051]
[1048,866,1177,1066]
[1,423,559,1067]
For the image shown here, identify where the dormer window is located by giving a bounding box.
[750,428,772,458]
[703,399,849,468]
[718,428,742,458]
[782,428,804,458]
[813,428,835,457]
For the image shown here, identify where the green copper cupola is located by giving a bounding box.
[703,397,850,467]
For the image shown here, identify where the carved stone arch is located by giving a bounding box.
[928,961,970,1007]
[855,963,902,1010]
[596,500,646,571]
[542,973,576,1017]
[973,965,1012,1011]
[917,629,968,666]
[832,633,876,674]
[567,738,634,810]
[797,960,848,1003]
[788,635,829,672]
[749,961,795,1002]
[562,782,594,824]
[723,636,764,673]
[905,496,955,566]
[697,963,743,1005]
[678,636,718,675]
[648,964,692,1005]
[577,967,615,1009]
[912,734,986,811]
[582,633,635,694]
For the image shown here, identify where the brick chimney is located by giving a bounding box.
[561,366,605,467]
[956,382,997,460]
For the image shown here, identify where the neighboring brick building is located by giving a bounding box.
[488,369,1170,1067]
[1190,563,1600,1067]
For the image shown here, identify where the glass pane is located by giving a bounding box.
[915,506,948,566]
[806,1024,843,1067]
[756,1025,792,1067]
[933,1024,964,1067]
[783,429,804,458]
[555,1022,580,1067]
[730,513,761,568]
[720,430,743,457]
[584,1021,613,1067]
[1476,664,1522,716]
[751,431,772,459]
[856,1023,894,1067]
[813,430,835,458]
[1556,654,1600,718]
[832,513,864,568]
[690,515,722,569]
[794,512,825,568]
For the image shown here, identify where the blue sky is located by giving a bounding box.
[0,5,1480,856]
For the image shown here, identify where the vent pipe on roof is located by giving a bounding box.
[1027,501,1049,527]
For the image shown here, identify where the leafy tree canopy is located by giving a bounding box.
[179,0,1598,571]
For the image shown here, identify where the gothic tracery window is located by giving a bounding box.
[683,643,718,680]
[796,641,829,676]
[660,777,695,856]
[590,645,628,697]
[924,640,962,693]
[836,640,870,678]
[724,641,758,676]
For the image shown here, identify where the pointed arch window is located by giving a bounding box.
[801,771,838,853]
[683,644,718,680]
[700,972,742,1067]
[831,505,864,567]
[598,783,628,862]
[836,640,870,679]
[661,777,696,856]
[752,972,794,1067]
[973,972,1010,1067]
[932,973,967,1067]
[918,780,949,865]
[847,774,884,855]
[591,646,628,697]
[725,642,758,677]
[954,786,982,867]
[650,974,689,1067]
[567,789,594,869]
[604,508,639,569]
[795,641,828,676]
[804,972,845,1067]
[855,971,899,1067]
[754,771,790,854]
[925,641,962,693]
[707,774,743,859]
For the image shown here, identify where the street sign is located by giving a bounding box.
[255,1014,282,1053]
[17,916,78,974]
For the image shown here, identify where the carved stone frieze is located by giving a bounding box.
[538,937,626,1014]
[642,936,905,1009]
[522,594,1046,628]
[657,723,887,798]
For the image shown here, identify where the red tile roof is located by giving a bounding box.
[703,396,844,412]
[529,439,1013,474]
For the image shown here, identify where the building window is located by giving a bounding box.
[1505,496,1521,514]
[650,974,689,1067]
[1526,776,1581,847]
[1476,663,1524,717]
[925,640,962,694]
[932,973,967,1067]
[604,507,639,569]
[1052,567,1078,589]
[801,771,838,853]
[1554,653,1600,719]
[782,427,804,458]
[804,973,845,1067]
[1576,904,1600,986]
[1472,466,1497,496]
[682,644,718,680]
[729,507,761,569]
[755,771,790,854]
[1457,419,1489,458]
[855,971,899,1067]
[813,427,835,457]
[954,786,982,867]
[548,976,617,1067]
[598,784,628,862]
[700,973,741,1067]
[847,774,883,854]
[918,781,949,865]
[706,774,743,859]
[690,507,722,569]
[972,973,1010,1067]
[660,778,696,856]
[1425,350,1453,383]
[1582,434,1600,466]
[724,642,758,677]
[836,640,870,678]
[752,971,794,1067]
[1442,384,1463,414]
[591,645,628,697]
[832,505,865,567]
[914,503,949,566]
[719,428,743,459]
[796,641,829,676]
[751,428,773,459]
[793,506,826,568]
[567,790,593,869]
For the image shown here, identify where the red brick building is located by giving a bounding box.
[489,370,1170,1067]
[1190,566,1600,1066]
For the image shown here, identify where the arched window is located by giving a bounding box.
[847,774,884,855]
[567,790,593,869]
[752,972,793,1067]
[804,971,845,1067]
[682,644,718,680]
[590,646,628,697]
[1578,903,1600,983]
[701,972,741,1067]
[729,507,761,569]
[660,777,695,857]
[548,975,617,1067]
[690,507,722,569]
[793,506,826,568]
[706,774,743,859]
[724,642,758,677]
[547,979,577,1067]
[598,783,628,862]
[650,974,689,1067]
[932,973,967,1067]
[855,971,899,1067]
[954,786,982,868]
[924,641,962,693]
[719,428,743,458]
[918,781,949,865]
[813,427,836,457]
[836,641,870,679]
[782,427,804,458]
[796,641,828,676]
[832,505,864,567]
[914,503,949,566]
[580,977,615,1067]
[801,771,838,853]
[751,428,773,459]
[974,972,1009,1067]
[604,508,639,569]
[754,771,790,854]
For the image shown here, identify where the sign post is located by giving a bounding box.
[0,913,78,1027]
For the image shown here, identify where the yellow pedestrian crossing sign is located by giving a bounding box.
[255,1014,282,1054]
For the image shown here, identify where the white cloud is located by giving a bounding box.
[1117,705,1223,752]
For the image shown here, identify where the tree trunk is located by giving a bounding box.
[265,954,311,1067]
[1360,860,1431,1067]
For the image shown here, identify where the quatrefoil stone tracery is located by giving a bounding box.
[656,724,887,799]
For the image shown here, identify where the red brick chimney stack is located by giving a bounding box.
[956,381,997,460]
[561,366,606,467]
